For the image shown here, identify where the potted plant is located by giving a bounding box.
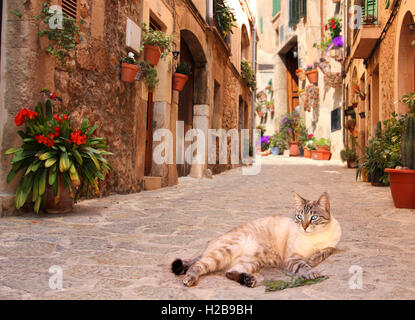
[312,138,331,160]
[345,118,356,132]
[280,111,301,157]
[173,62,192,92]
[141,22,172,67]
[121,52,139,83]
[352,97,359,108]
[261,136,271,154]
[340,147,357,168]
[256,104,264,117]
[353,84,366,101]
[296,69,306,81]
[139,60,159,92]
[385,94,415,208]
[305,65,318,84]
[241,60,256,90]
[359,111,366,119]
[304,134,316,158]
[5,93,112,213]
[265,99,275,111]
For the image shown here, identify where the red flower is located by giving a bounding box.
[53,126,61,138]
[50,93,57,99]
[35,134,55,147]
[63,114,68,120]
[53,114,62,123]
[70,130,87,145]
[325,24,328,31]
[14,108,38,126]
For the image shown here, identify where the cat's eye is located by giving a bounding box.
[296,215,303,220]
[311,215,318,220]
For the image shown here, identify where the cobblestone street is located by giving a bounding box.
[1,156,415,299]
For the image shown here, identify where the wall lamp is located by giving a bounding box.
[407,22,415,33]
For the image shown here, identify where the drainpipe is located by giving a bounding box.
[206,0,214,25]
[251,21,257,152]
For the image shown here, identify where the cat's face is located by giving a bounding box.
[293,192,331,234]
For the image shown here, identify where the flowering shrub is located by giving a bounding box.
[261,136,270,151]
[280,111,300,142]
[5,93,112,213]
[314,17,343,54]
[270,132,288,151]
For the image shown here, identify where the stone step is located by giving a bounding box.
[143,176,162,191]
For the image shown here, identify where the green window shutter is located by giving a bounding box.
[299,0,306,18]
[289,0,299,27]
[272,0,281,16]
[260,17,263,34]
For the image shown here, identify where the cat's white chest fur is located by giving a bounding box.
[289,217,341,259]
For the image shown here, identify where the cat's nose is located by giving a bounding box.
[302,222,309,230]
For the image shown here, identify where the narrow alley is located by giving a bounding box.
[1,157,414,299]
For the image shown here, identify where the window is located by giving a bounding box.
[362,0,378,25]
[331,108,342,132]
[272,0,281,17]
[60,0,78,21]
[289,0,306,27]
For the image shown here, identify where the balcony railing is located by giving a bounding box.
[353,0,378,40]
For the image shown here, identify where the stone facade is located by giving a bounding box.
[0,0,255,215]
[256,0,344,159]
[344,0,415,151]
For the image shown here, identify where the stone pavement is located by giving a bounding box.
[1,156,415,299]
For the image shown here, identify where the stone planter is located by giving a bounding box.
[172,73,189,91]
[385,168,415,209]
[121,62,139,83]
[144,44,161,66]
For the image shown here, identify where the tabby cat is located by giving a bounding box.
[171,192,341,287]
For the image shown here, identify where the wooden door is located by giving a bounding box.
[286,52,299,113]
[144,92,153,176]
[177,38,195,177]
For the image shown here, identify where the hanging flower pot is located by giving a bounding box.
[173,73,189,91]
[345,119,356,132]
[296,69,306,81]
[305,69,318,84]
[352,101,358,108]
[121,62,139,83]
[359,111,366,119]
[144,44,162,67]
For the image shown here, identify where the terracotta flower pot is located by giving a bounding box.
[317,145,330,152]
[173,73,189,91]
[144,44,161,66]
[385,168,415,209]
[257,110,263,117]
[121,62,139,83]
[45,174,73,214]
[305,69,318,84]
[304,148,312,158]
[296,69,306,81]
[352,102,358,108]
[311,150,331,160]
[289,142,300,157]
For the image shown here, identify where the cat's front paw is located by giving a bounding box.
[241,273,257,288]
[302,270,321,280]
[183,274,198,287]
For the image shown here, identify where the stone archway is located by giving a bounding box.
[241,24,250,61]
[176,29,208,177]
[396,11,415,114]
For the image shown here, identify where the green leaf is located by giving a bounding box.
[34,196,42,213]
[88,152,100,171]
[86,125,98,136]
[5,147,22,154]
[73,149,83,165]
[81,118,89,131]
[49,164,57,186]
[45,99,52,120]
[39,152,55,160]
[39,168,47,196]
[45,158,57,168]
[59,152,71,172]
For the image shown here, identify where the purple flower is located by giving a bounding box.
[261,136,270,145]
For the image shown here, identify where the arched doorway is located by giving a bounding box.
[176,30,207,177]
[241,25,250,61]
[397,11,415,114]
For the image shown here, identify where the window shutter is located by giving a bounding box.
[289,0,299,27]
[272,0,281,16]
[260,17,263,34]
[61,0,78,20]
[299,0,306,18]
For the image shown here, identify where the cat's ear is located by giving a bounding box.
[293,192,306,210]
[317,192,330,212]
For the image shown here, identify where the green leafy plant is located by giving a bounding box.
[121,52,138,65]
[313,35,332,52]
[280,111,300,142]
[175,62,192,75]
[256,124,266,136]
[5,93,112,213]
[296,122,309,147]
[401,93,415,112]
[12,2,80,70]
[241,60,256,90]
[141,22,172,59]
[316,137,331,147]
[262,276,329,292]
[270,132,288,151]
[214,0,237,38]
[401,115,415,170]
[327,17,342,39]
[140,60,159,91]
[340,134,357,162]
